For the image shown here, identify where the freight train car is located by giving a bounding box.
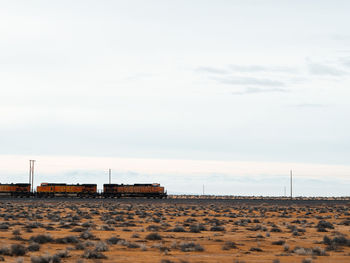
[0,183,31,197]
[36,183,97,198]
[103,183,167,198]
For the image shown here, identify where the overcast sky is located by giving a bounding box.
[1,1,350,196]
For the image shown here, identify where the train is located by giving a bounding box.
[0,182,167,198]
[0,183,31,197]
[103,183,165,198]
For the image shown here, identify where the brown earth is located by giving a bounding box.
[0,199,350,263]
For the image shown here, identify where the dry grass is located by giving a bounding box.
[0,200,349,262]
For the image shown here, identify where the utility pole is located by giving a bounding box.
[29,160,32,186]
[109,169,111,184]
[29,160,35,193]
[290,170,293,199]
[284,186,286,197]
[202,184,204,195]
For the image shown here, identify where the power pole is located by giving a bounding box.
[29,160,32,186]
[109,169,111,184]
[29,160,35,193]
[202,184,204,195]
[290,170,293,199]
[284,186,286,197]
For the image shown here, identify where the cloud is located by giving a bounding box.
[331,34,350,41]
[292,103,329,108]
[231,87,288,95]
[229,64,297,73]
[339,57,350,68]
[196,64,292,88]
[197,64,297,75]
[196,66,229,75]
[213,76,285,87]
[307,63,347,76]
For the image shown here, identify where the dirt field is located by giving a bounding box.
[0,199,350,263]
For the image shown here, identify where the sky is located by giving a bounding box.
[1,1,350,196]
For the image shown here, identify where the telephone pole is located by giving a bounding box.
[202,184,204,195]
[290,170,293,199]
[29,160,35,192]
[109,169,111,184]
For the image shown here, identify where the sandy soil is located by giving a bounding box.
[0,199,350,263]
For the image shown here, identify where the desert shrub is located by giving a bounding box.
[293,246,327,256]
[100,225,115,231]
[55,235,79,244]
[340,219,350,226]
[10,244,26,256]
[323,234,350,250]
[250,247,263,252]
[30,253,60,263]
[160,260,175,263]
[12,229,21,235]
[131,233,140,238]
[74,242,85,250]
[189,223,206,233]
[272,240,285,245]
[323,235,332,245]
[71,227,85,232]
[26,222,43,229]
[44,225,55,231]
[270,227,282,232]
[293,230,300,236]
[140,243,148,251]
[27,243,40,252]
[75,241,94,250]
[179,242,204,252]
[30,234,53,244]
[127,242,140,248]
[316,221,334,232]
[82,249,107,259]
[54,250,69,259]
[0,246,11,256]
[94,241,109,252]
[294,247,309,255]
[146,233,162,240]
[172,225,186,232]
[332,235,349,246]
[80,231,95,240]
[0,223,9,230]
[147,225,160,232]
[210,225,225,231]
[283,244,290,252]
[311,247,327,256]
[317,226,327,232]
[301,258,312,263]
[247,224,266,231]
[152,217,161,223]
[81,221,94,228]
[107,236,124,245]
[222,241,237,250]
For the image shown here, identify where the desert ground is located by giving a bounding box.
[0,199,350,263]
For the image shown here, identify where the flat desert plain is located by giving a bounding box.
[0,199,350,263]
